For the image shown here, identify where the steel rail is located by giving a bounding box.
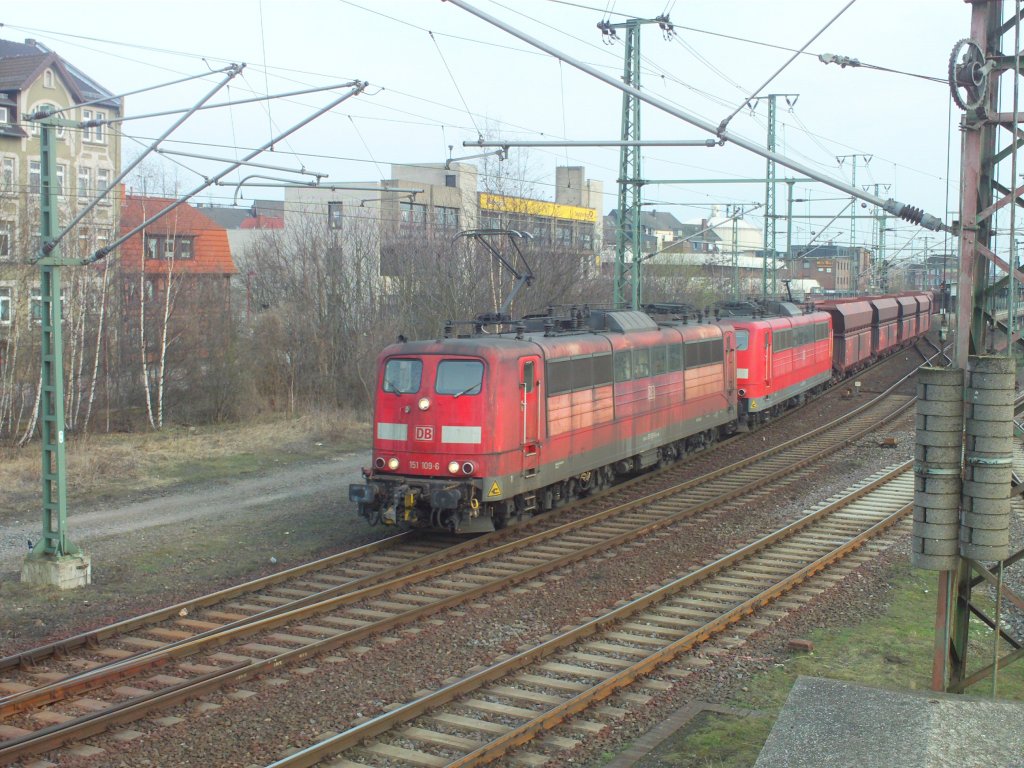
[0,531,420,671]
[265,463,915,767]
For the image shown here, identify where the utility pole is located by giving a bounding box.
[729,205,741,299]
[751,94,798,299]
[921,0,1024,696]
[19,78,367,589]
[869,183,889,292]
[21,113,90,588]
[599,14,674,308]
[785,181,796,290]
[837,153,872,254]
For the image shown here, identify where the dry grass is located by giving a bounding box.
[0,408,370,517]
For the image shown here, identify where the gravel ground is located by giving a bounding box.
[0,344,956,767]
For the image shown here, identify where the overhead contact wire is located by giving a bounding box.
[429,30,482,138]
[717,0,858,134]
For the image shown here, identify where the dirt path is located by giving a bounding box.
[0,453,373,574]
[0,451,393,654]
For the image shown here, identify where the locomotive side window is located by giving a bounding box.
[614,350,633,382]
[547,359,572,395]
[382,358,422,393]
[735,330,749,351]
[593,353,613,385]
[668,343,683,372]
[436,359,484,396]
[571,356,594,390]
[772,329,792,351]
[652,345,668,376]
[710,338,724,363]
[633,347,651,378]
[684,339,722,368]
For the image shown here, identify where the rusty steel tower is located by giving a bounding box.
[925,0,1024,694]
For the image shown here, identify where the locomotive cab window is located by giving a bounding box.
[382,358,422,394]
[735,330,749,351]
[436,359,484,396]
[522,361,534,393]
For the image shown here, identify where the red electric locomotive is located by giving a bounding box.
[720,304,833,428]
[349,307,736,532]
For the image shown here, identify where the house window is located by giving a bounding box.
[92,111,105,144]
[78,166,92,199]
[434,206,458,229]
[555,224,572,246]
[328,201,343,230]
[29,161,40,194]
[82,109,105,143]
[0,107,8,124]
[144,234,195,260]
[0,220,12,258]
[96,168,110,204]
[56,164,66,197]
[1,158,13,191]
[43,70,54,88]
[445,174,457,188]
[0,286,11,324]
[399,201,426,226]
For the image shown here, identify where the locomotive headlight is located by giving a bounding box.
[462,462,475,475]
[387,457,400,470]
[448,460,460,474]
[374,457,386,469]
[418,397,431,411]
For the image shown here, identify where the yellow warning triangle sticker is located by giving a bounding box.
[487,481,502,497]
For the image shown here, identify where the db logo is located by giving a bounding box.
[414,426,434,441]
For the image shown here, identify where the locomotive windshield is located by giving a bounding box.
[436,359,483,396]
[382,358,422,393]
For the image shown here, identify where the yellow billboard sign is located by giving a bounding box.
[479,193,598,223]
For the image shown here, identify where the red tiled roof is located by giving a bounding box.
[119,194,238,275]
[240,215,283,230]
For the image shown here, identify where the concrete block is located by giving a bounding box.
[961,542,1010,561]
[912,552,959,570]
[961,526,1009,546]
[912,521,958,540]
[913,505,959,524]
[21,553,91,589]
[915,444,963,465]
[962,509,1010,529]
[917,537,959,556]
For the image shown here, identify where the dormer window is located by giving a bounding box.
[43,69,54,88]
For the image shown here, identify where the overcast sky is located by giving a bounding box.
[5,0,973,256]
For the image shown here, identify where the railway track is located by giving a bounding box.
[266,463,917,768]
[0,364,920,766]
